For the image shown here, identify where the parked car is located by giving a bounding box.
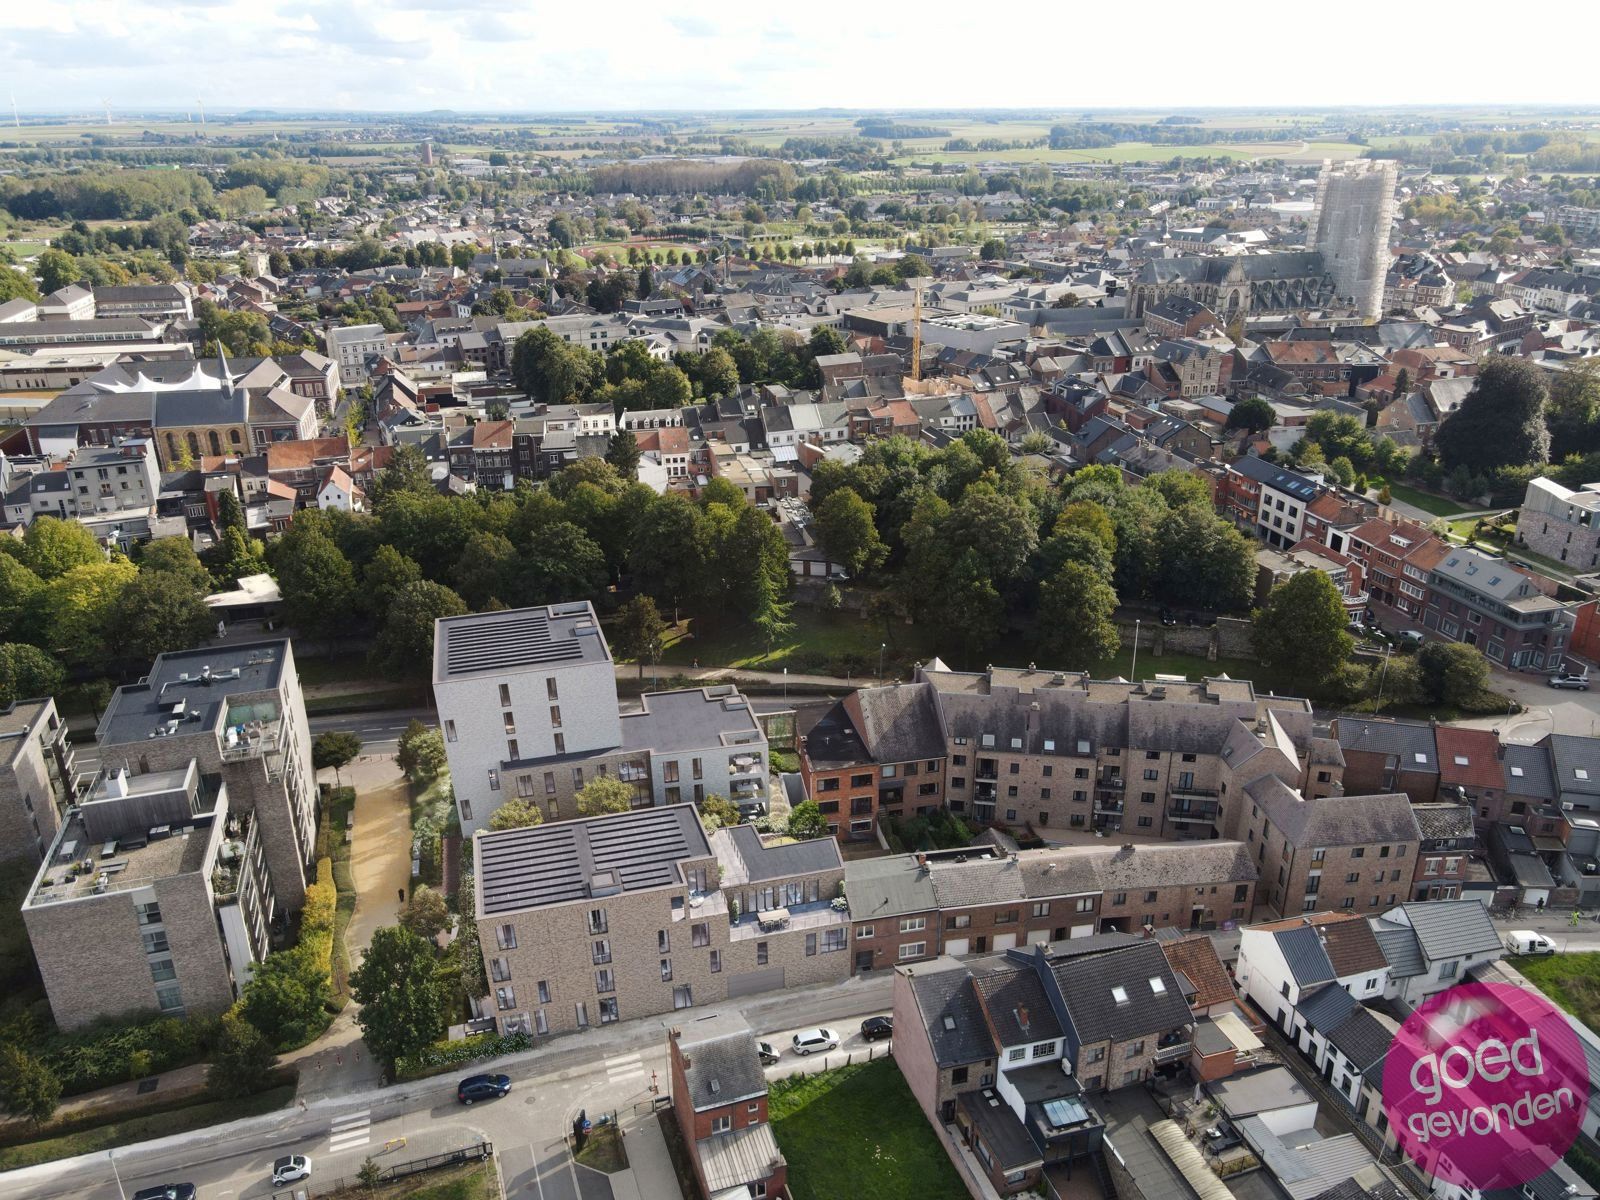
[271,1156,313,1187]
[1159,608,1177,627]
[1505,930,1558,956]
[1397,630,1425,647]
[860,1016,894,1042]
[756,1040,780,1066]
[457,1073,512,1104]
[1550,670,1591,691]
[132,1187,197,1200]
[791,1028,840,1056]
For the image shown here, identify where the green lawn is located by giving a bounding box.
[771,1060,965,1200]
[323,1160,498,1199]
[650,608,933,677]
[1084,649,1266,686]
[1509,953,1600,1035]
[0,1084,296,1169]
[574,1124,628,1173]
[1383,482,1467,518]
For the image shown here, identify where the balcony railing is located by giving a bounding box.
[1169,786,1219,800]
[1093,798,1124,815]
[1167,803,1220,823]
[1154,1039,1192,1063]
[1097,776,1125,790]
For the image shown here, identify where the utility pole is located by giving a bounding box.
[1130,619,1141,682]
[107,1150,127,1200]
[1374,645,1393,714]
[878,642,887,682]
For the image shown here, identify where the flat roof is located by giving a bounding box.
[433,602,610,683]
[28,786,216,908]
[620,686,763,754]
[477,803,710,916]
[98,641,288,749]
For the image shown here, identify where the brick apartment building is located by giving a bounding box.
[0,698,76,864]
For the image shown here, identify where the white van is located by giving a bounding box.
[1505,930,1557,956]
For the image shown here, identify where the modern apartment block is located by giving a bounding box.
[473,805,849,1037]
[23,761,275,1029]
[95,640,315,910]
[434,604,768,837]
[0,698,77,864]
[1520,476,1600,569]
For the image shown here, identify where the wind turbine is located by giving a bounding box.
[8,93,18,130]
[102,99,112,126]
[197,99,206,134]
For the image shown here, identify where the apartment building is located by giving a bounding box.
[0,698,76,864]
[667,1013,787,1200]
[434,604,768,837]
[22,761,275,1029]
[473,805,849,1037]
[325,323,389,385]
[63,437,159,518]
[1237,776,1420,919]
[1424,544,1573,669]
[94,640,315,910]
[1220,456,1324,549]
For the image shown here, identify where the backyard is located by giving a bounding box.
[322,1159,499,1200]
[768,1059,966,1200]
[1381,481,1468,518]
[1508,952,1600,1036]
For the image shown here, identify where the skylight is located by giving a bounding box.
[1414,753,1428,764]
[1578,769,1590,781]
[1044,739,1056,752]
[1111,985,1129,1005]
[943,1015,957,1031]
[1076,740,1091,754]
[1454,756,1469,766]
[1150,977,1167,995]
[1511,766,1525,778]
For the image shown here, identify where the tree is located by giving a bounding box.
[1436,356,1550,473]
[397,885,451,942]
[38,561,137,664]
[1415,642,1491,708]
[576,775,634,817]
[106,570,215,663]
[487,797,546,830]
[36,248,80,294]
[1546,355,1600,459]
[787,800,828,840]
[0,1045,60,1125]
[1394,367,1411,397]
[0,556,43,641]
[22,516,103,580]
[368,443,434,509]
[396,720,447,785]
[605,430,641,477]
[138,536,212,592]
[698,794,742,832]
[313,731,363,787]
[273,529,357,647]
[0,265,39,304]
[0,644,65,709]
[375,581,467,678]
[814,487,886,578]
[362,545,423,619]
[207,1010,276,1099]
[979,238,1005,261]
[1037,562,1120,666]
[1226,396,1276,434]
[612,595,666,681]
[1253,571,1354,687]
[240,949,330,1049]
[350,926,450,1068]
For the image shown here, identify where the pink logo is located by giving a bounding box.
[1382,981,1589,1191]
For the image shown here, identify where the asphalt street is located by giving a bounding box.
[2,976,893,1200]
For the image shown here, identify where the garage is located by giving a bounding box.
[726,966,785,998]
[992,934,1016,952]
[945,938,969,956]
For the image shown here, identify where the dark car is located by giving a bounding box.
[133,1187,197,1200]
[756,1039,780,1066]
[860,1015,894,1041]
[1159,608,1177,627]
[457,1073,513,1104]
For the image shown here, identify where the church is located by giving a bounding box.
[1126,251,1343,322]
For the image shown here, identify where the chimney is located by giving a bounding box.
[1018,1005,1030,1034]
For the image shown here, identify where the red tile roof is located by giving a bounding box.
[1434,727,1506,790]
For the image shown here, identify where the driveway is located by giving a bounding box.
[1451,665,1600,741]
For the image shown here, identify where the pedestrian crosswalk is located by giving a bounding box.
[603,1051,645,1088]
[328,1109,371,1154]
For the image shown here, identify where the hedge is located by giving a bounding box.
[302,856,338,1007]
[34,1014,220,1096]
[395,1031,532,1082]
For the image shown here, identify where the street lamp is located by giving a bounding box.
[1130,619,1141,682]
[878,642,887,682]
[783,667,788,701]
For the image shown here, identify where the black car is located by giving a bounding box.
[1159,608,1177,627]
[457,1073,513,1104]
[133,1188,196,1200]
[860,1015,894,1041]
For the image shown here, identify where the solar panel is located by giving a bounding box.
[443,612,584,676]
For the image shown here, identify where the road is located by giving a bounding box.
[2,976,893,1200]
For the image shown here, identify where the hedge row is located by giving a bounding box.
[34,1014,220,1096]
[395,1031,532,1082]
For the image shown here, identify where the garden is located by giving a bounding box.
[768,1059,966,1200]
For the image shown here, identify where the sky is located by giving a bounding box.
[6,0,1600,114]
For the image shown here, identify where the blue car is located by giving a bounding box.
[457,1073,513,1104]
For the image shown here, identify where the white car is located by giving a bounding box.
[791,1027,840,1056]
[272,1155,313,1186]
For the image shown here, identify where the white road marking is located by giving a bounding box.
[328,1109,371,1152]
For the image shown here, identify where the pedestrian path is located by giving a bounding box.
[327,1108,371,1154]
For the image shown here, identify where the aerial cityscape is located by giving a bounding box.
[5,8,1600,1200]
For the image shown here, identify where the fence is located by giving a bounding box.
[311,1141,495,1195]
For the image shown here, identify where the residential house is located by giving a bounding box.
[667,1012,787,1200]
[1368,899,1502,1008]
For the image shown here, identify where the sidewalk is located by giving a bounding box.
[0,1063,209,1140]
[606,1109,678,1200]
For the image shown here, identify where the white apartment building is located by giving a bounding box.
[325,323,389,386]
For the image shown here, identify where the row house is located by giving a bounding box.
[1328,516,1447,626]
[264,438,355,505]
[1219,456,1325,549]
[667,1013,787,1200]
[447,419,515,489]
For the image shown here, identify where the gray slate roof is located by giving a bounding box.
[852,682,947,765]
[1369,920,1425,978]
[1393,900,1501,962]
[1276,925,1336,987]
[1333,718,1439,774]
[1050,942,1191,1046]
[973,967,1065,1048]
[1503,742,1556,800]
[1324,1006,1395,1074]
[677,1014,769,1112]
[909,968,995,1067]
[724,824,841,882]
[1296,982,1358,1032]
[929,858,1027,909]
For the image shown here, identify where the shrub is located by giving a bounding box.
[394,1030,533,1081]
[35,1014,219,1095]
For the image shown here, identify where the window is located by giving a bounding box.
[547,677,559,701]
[664,761,679,784]
[899,942,926,960]
[658,929,670,953]
[1075,897,1093,913]
[535,1009,549,1035]
[503,711,517,734]
[1126,1041,1145,1058]
[692,922,710,947]
[592,940,611,964]
[148,958,176,983]
[900,917,926,933]
[496,987,517,1010]
[536,980,550,1004]
[806,933,817,956]
[444,719,457,742]
[554,732,565,754]
[673,986,694,1010]
[595,968,614,993]
[1084,1046,1105,1064]
[756,941,768,965]
[544,771,557,796]
[710,950,721,973]
[948,914,971,930]
[506,739,519,760]
[1031,902,1050,918]
[850,773,873,787]
[499,684,512,707]
[487,769,500,792]
[1032,1041,1057,1058]
[1008,1047,1027,1063]
[1352,847,1365,858]
[142,930,169,954]
[575,1002,589,1028]
[1311,847,1325,862]
[588,908,609,935]
[491,957,512,983]
[496,924,517,950]
[710,1114,732,1134]
[155,984,183,1013]
[598,997,619,1024]
[550,706,562,729]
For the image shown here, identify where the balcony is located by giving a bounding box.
[1154,1029,1192,1062]
[1093,797,1124,815]
[1166,802,1219,824]
[1096,775,1125,790]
